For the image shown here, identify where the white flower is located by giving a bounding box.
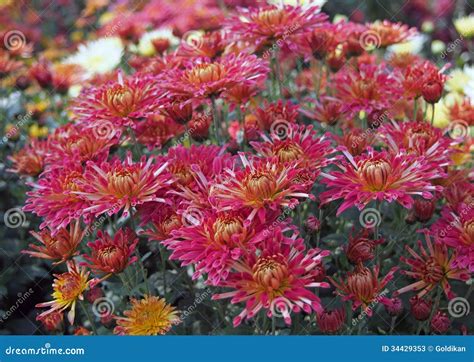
[268,0,327,9]
[130,28,179,56]
[445,65,474,101]
[387,34,426,54]
[64,37,123,79]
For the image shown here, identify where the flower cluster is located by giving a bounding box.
[1,0,472,336]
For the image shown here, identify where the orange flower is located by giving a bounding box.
[22,221,85,264]
[114,295,180,335]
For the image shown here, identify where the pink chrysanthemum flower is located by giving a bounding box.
[82,228,138,275]
[159,54,269,102]
[156,144,233,190]
[329,264,397,315]
[378,121,455,167]
[24,163,91,230]
[46,124,120,166]
[212,229,330,326]
[394,231,470,299]
[431,204,474,272]
[75,153,172,219]
[211,153,314,224]
[70,72,162,128]
[367,20,417,47]
[320,148,444,215]
[335,63,403,116]
[226,4,328,52]
[250,124,331,173]
[134,115,184,150]
[22,221,85,264]
[36,261,92,325]
[163,210,271,285]
[7,139,49,177]
[140,201,183,242]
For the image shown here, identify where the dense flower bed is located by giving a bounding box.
[0,0,472,336]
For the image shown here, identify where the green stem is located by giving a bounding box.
[413,99,418,120]
[80,301,98,335]
[210,96,221,145]
[430,103,435,125]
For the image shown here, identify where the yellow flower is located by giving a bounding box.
[36,261,91,325]
[454,15,474,38]
[29,124,48,138]
[114,295,180,335]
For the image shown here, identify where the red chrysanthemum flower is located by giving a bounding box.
[24,162,91,230]
[329,263,397,315]
[300,96,346,126]
[70,72,162,128]
[22,221,85,264]
[0,51,23,78]
[7,139,49,177]
[75,153,172,219]
[177,30,228,59]
[335,63,403,116]
[394,230,470,299]
[82,228,138,275]
[211,154,314,223]
[226,4,328,52]
[140,201,183,242]
[332,127,375,156]
[379,121,455,167]
[159,54,268,102]
[320,148,444,215]
[431,204,474,272]
[212,229,330,326]
[448,98,474,126]
[250,124,331,174]
[254,100,299,131]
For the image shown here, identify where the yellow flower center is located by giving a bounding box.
[213,215,244,244]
